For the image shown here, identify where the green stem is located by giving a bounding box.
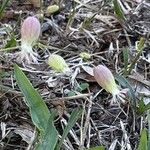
[0,46,20,52]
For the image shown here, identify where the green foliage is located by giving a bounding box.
[123,48,129,75]
[137,98,150,115]
[138,128,147,150]
[14,64,50,134]
[113,0,125,21]
[56,108,82,150]
[5,35,17,48]
[79,52,91,60]
[137,37,145,52]
[76,82,89,92]
[148,111,150,149]
[36,113,58,150]
[67,91,76,96]
[87,146,105,150]
[137,111,150,150]
[14,64,82,149]
[0,0,10,19]
[115,74,136,107]
[14,64,58,149]
[82,15,95,29]
[127,37,145,74]
[67,82,89,96]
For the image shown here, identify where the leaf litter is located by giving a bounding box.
[0,0,150,149]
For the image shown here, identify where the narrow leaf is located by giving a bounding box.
[137,37,145,52]
[113,0,125,21]
[137,97,150,115]
[137,128,147,150]
[0,0,10,18]
[148,111,150,149]
[127,37,145,74]
[137,98,146,115]
[5,36,16,48]
[123,48,129,75]
[56,108,82,150]
[87,146,105,150]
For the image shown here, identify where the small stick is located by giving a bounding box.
[45,93,91,102]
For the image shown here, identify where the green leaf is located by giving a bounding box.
[82,15,95,29]
[145,104,150,112]
[76,83,89,92]
[67,91,76,97]
[123,48,129,75]
[37,112,58,150]
[56,108,82,150]
[137,98,146,115]
[115,74,136,107]
[137,37,145,52]
[87,146,105,150]
[138,128,147,150]
[148,111,150,150]
[14,64,50,134]
[113,0,125,21]
[5,36,16,48]
[137,97,150,115]
[127,37,145,74]
[0,0,10,18]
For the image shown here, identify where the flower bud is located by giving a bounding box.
[46,5,59,14]
[93,65,120,96]
[20,16,41,63]
[48,54,70,73]
[21,16,41,47]
[79,52,91,60]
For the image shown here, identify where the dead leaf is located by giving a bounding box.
[82,65,94,76]
[28,0,41,7]
[128,72,150,87]
[52,100,65,118]
[77,72,96,82]
[1,122,6,139]
[14,128,35,144]
[46,77,59,87]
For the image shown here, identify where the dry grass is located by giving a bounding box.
[0,0,150,149]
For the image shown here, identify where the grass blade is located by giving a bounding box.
[148,111,150,149]
[123,48,129,75]
[56,108,82,150]
[5,35,17,48]
[14,64,50,134]
[113,0,125,21]
[137,97,150,115]
[87,146,105,150]
[0,0,10,18]
[127,37,145,74]
[137,128,147,150]
[137,37,145,52]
